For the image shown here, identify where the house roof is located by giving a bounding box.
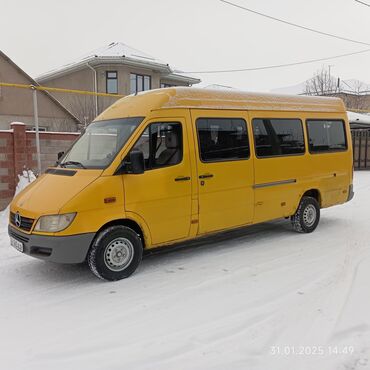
[79,42,167,65]
[97,87,346,121]
[36,42,201,85]
[0,50,81,125]
[347,111,370,124]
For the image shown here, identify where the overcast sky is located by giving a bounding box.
[1,0,370,92]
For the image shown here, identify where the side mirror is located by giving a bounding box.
[129,150,145,174]
[114,150,145,175]
[57,151,65,160]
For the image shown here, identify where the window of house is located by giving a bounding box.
[132,122,182,169]
[252,118,305,158]
[160,82,176,88]
[196,118,250,162]
[130,73,151,94]
[306,120,347,153]
[106,71,118,94]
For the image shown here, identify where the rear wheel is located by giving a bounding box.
[291,196,320,233]
[87,225,143,281]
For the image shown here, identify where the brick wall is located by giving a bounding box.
[0,123,79,210]
[0,130,15,210]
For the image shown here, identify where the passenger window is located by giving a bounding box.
[132,122,182,169]
[252,118,305,157]
[196,118,250,162]
[306,120,347,153]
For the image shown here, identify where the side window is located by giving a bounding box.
[252,118,305,158]
[130,73,151,94]
[306,120,347,153]
[132,122,182,169]
[106,71,118,94]
[196,118,250,162]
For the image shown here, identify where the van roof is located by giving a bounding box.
[97,87,346,121]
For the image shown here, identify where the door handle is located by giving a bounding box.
[199,173,214,179]
[175,176,191,182]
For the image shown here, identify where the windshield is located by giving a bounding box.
[59,117,144,169]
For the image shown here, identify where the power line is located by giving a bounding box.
[354,0,370,7]
[184,48,370,73]
[220,0,370,47]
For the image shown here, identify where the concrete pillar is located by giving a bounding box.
[11,122,27,182]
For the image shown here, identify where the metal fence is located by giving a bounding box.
[352,129,370,169]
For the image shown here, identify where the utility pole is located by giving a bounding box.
[328,65,334,94]
[32,86,42,175]
[328,65,334,78]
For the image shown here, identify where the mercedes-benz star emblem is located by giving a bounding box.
[15,212,22,228]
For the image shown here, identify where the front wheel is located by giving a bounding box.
[87,225,143,281]
[291,196,320,233]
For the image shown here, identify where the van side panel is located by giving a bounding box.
[190,109,255,234]
[249,111,352,223]
[248,111,310,223]
[123,115,193,246]
[303,112,352,208]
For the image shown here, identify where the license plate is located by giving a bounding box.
[10,237,24,253]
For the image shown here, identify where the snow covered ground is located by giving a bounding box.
[1,173,370,370]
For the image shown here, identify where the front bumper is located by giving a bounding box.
[8,225,95,264]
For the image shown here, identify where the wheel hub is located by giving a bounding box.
[104,238,134,271]
[303,204,317,227]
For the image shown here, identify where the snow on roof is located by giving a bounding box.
[203,84,236,90]
[37,42,200,84]
[168,69,200,81]
[347,111,370,124]
[78,42,167,65]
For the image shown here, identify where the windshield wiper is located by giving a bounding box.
[60,161,86,169]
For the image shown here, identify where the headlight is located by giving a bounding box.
[34,213,76,232]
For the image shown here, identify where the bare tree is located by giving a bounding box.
[68,95,97,127]
[351,81,368,110]
[67,94,120,127]
[304,67,339,96]
[340,80,368,110]
[304,68,370,111]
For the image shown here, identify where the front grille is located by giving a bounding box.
[9,228,30,243]
[10,212,35,232]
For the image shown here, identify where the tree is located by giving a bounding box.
[66,94,120,128]
[304,67,339,96]
[67,95,97,128]
[340,80,368,110]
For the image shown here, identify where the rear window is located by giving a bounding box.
[306,120,347,153]
[252,118,305,158]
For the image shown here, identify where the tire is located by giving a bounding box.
[87,225,143,281]
[291,196,320,233]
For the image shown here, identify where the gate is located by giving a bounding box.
[352,129,370,169]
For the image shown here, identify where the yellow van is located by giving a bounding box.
[8,88,354,281]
